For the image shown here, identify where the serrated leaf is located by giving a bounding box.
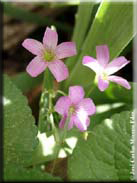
[4,74,38,166]
[68,111,132,181]
[4,164,62,181]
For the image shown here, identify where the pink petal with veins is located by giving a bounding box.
[43,27,58,50]
[108,75,131,89]
[106,56,130,75]
[73,115,89,132]
[78,98,96,116]
[69,86,84,104]
[26,56,47,77]
[82,56,102,73]
[48,60,69,82]
[22,39,44,55]
[68,115,75,130]
[55,96,71,115]
[56,42,77,59]
[96,45,109,68]
[59,115,67,128]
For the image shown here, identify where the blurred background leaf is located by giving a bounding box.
[12,72,43,93]
[3,2,71,32]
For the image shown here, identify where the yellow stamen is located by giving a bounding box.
[102,72,108,80]
[69,105,76,114]
[43,50,54,62]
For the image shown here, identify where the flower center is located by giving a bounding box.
[102,72,108,80]
[69,105,76,114]
[43,50,55,62]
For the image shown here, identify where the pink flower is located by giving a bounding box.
[82,45,131,91]
[55,86,96,131]
[22,27,77,82]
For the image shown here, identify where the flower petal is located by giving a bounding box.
[26,56,47,77]
[108,75,131,89]
[106,56,130,75]
[73,115,89,132]
[55,96,71,115]
[43,27,58,50]
[59,115,67,128]
[96,45,109,68]
[56,42,77,59]
[82,56,102,74]
[48,60,69,82]
[59,114,74,130]
[78,98,96,116]
[98,75,109,91]
[68,115,75,130]
[69,86,84,104]
[86,117,90,127]
[22,39,44,55]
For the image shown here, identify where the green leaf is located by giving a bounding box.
[68,111,132,181]
[90,82,134,105]
[72,2,95,51]
[4,164,62,181]
[12,72,43,93]
[91,103,131,129]
[61,1,96,89]
[4,74,38,166]
[64,0,134,91]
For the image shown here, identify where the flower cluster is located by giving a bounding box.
[22,27,131,132]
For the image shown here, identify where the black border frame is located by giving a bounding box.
[0,1,3,182]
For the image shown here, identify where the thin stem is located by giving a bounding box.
[43,69,53,90]
[49,113,60,144]
[86,76,97,98]
[38,90,48,132]
[50,144,60,175]
[51,158,57,175]
[38,69,53,132]
[57,90,67,96]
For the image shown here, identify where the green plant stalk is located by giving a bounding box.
[50,112,72,174]
[38,69,54,133]
[48,102,60,144]
[50,144,61,175]
[57,90,67,96]
[38,90,48,133]
[86,76,97,97]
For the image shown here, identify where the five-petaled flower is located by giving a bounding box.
[22,27,77,82]
[55,86,96,131]
[82,45,131,91]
